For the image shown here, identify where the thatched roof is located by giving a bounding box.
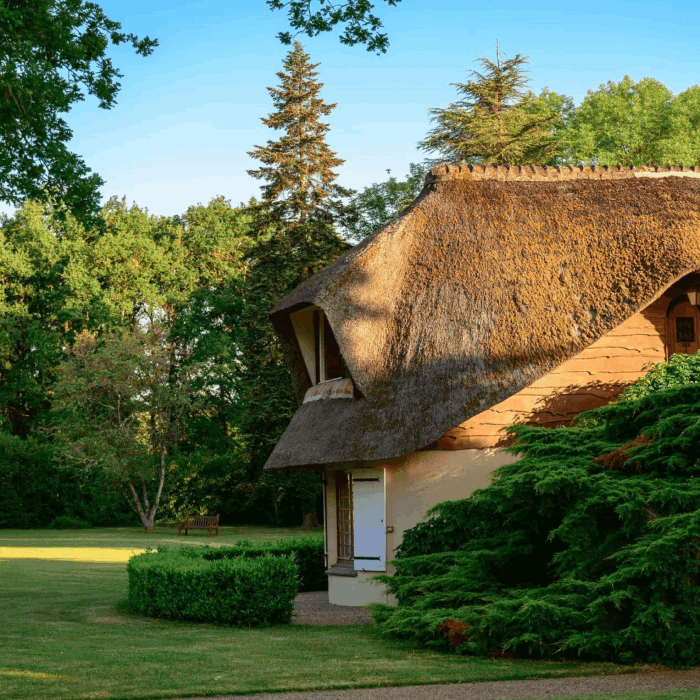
[265,165,700,470]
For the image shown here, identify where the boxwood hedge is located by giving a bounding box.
[127,548,298,625]
[127,536,326,625]
[209,536,327,592]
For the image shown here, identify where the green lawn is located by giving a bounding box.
[0,527,660,700]
[0,524,302,550]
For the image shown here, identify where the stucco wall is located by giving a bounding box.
[381,448,519,562]
[435,295,669,449]
[328,570,390,606]
[325,448,517,568]
[325,448,518,605]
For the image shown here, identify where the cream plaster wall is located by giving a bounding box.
[289,306,316,384]
[328,571,390,606]
[325,448,518,605]
[379,448,519,563]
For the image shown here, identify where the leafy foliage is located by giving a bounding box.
[127,546,298,625]
[617,350,700,403]
[49,515,93,529]
[50,324,200,531]
[206,535,326,592]
[268,0,401,54]
[0,431,59,527]
[373,379,700,666]
[419,46,572,165]
[563,77,700,166]
[0,0,157,219]
[343,162,429,242]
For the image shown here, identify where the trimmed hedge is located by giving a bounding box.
[127,547,298,625]
[209,536,327,592]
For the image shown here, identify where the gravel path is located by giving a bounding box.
[172,592,700,699]
[291,591,373,625]
[172,668,700,700]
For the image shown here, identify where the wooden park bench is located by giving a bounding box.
[177,514,220,536]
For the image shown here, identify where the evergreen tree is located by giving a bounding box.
[241,42,351,527]
[419,45,572,165]
[373,354,700,666]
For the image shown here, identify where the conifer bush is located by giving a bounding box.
[372,356,700,666]
[127,547,298,625]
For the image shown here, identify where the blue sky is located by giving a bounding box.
[4,0,700,217]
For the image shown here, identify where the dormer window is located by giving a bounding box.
[289,305,349,385]
[315,310,349,383]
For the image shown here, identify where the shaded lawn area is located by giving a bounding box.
[0,528,641,700]
[0,525,302,551]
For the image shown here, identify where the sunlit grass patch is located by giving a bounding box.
[0,547,145,563]
[0,670,69,680]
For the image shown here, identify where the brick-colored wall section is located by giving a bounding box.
[435,296,669,450]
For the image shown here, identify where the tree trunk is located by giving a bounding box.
[301,509,320,530]
[127,480,156,532]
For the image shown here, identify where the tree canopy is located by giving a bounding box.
[51,324,198,532]
[267,0,401,54]
[343,162,428,242]
[563,76,700,166]
[0,0,157,219]
[243,41,350,527]
[419,47,572,166]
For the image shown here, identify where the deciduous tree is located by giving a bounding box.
[51,324,198,531]
[343,162,429,242]
[0,0,157,219]
[268,0,401,54]
[563,76,700,166]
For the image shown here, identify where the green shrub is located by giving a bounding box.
[127,547,298,625]
[208,536,326,592]
[372,383,700,667]
[618,350,700,402]
[49,515,93,529]
[0,432,60,527]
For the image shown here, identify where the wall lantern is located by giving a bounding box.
[688,289,699,306]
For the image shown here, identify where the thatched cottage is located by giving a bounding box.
[265,164,700,606]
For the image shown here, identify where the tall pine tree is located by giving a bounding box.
[241,42,351,526]
[419,45,571,165]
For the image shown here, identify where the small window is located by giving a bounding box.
[677,317,695,343]
[313,310,349,383]
[336,471,354,561]
[323,315,348,381]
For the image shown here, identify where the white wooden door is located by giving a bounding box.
[351,470,385,571]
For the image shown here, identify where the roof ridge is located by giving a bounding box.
[427,164,700,183]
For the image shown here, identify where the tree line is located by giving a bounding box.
[3,5,700,529]
[1,42,350,529]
